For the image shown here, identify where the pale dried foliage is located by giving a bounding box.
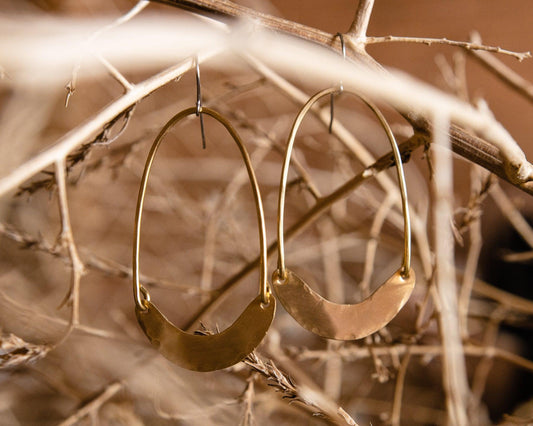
[0,1,532,425]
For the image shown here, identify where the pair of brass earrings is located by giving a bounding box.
[132,65,415,372]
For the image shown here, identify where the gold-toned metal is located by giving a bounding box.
[133,106,275,371]
[136,295,275,372]
[272,269,415,340]
[273,87,414,340]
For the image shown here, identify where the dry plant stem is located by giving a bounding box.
[265,343,358,425]
[490,183,533,248]
[0,290,118,340]
[97,53,134,91]
[390,348,411,426]
[66,0,149,104]
[346,0,374,47]
[245,352,357,425]
[458,168,485,340]
[151,0,373,66]
[430,114,469,426]
[359,194,394,296]
[469,307,504,420]
[58,382,123,426]
[55,159,85,338]
[365,36,531,61]
[468,32,533,105]
[0,51,221,198]
[240,375,256,426]
[0,222,205,295]
[184,136,424,330]
[295,343,533,373]
[152,0,533,196]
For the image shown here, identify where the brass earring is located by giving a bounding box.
[272,87,415,341]
[133,105,275,371]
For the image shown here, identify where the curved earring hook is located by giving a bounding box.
[133,107,275,371]
[195,57,207,149]
[329,32,346,133]
[273,87,414,341]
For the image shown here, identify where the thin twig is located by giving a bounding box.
[346,0,375,47]
[54,159,85,338]
[65,0,149,105]
[244,352,357,425]
[390,348,411,426]
[458,168,489,339]
[430,113,469,426]
[294,344,533,373]
[468,32,533,105]
[58,382,123,426]
[0,50,222,198]
[490,182,533,248]
[365,35,531,61]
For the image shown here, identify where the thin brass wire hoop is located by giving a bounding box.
[133,106,270,310]
[276,87,411,279]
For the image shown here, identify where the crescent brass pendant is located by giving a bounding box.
[273,269,414,340]
[136,295,275,372]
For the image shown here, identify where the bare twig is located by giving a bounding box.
[58,382,123,426]
[390,348,411,426]
[346,0,375,47]
[365,35,531,61]
[491,183,533,248]
[0,333,50,369]
[65,0,149,105]
[149,0,533,193]
[0,50,222,198]
[458,168,490,339]
[244,352,357,425]
[430,113,469,426]
[55,159,85,336]
[468,32,533,105]
[294,344,533,373]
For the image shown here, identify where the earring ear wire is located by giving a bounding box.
[195,57,207,149]
[329,32,346,134]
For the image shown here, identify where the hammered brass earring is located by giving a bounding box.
[272,87,415,341]
[133,62,275,371]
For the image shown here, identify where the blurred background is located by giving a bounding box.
[0,1,532,425]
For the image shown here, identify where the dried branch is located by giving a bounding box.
[468,32,533,105]
[65,0,149,105]
[58,382,123,426]
[390,348,411,426]
[244,352,357,425]
[0,50,221,198]
[55,159,85,335]
[346,0,375,47]
[0,333,50,369]
[149,0,533,195]
[365,35,531,61]
[294,344,533,373]
[430,114,469,426]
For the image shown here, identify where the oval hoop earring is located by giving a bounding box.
[272,87,415,341]
[133,107,275,371]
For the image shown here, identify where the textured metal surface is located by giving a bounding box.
[273,268,415,340]
[136,295,275,372]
